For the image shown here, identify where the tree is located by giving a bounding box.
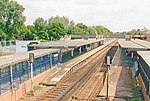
[74,23,88,34]
[93,25,112,35]
[0,0,113,41]
[0,29,6,41]
[33,17,47,31]
[33,18,48,40]
[27,25,38,40]
[46,23,67,40]
[48,16,70,28]
[69,20,75,28]
[88,26,98,35]
[0,0,26,40]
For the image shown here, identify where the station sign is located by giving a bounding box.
[29,53,34,63]
[12,82,19,91]
[107,56,111,66]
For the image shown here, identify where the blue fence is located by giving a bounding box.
[0,52,60,95]
[52,53,61,65]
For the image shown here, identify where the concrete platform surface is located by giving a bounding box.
[99,45,133,100]
[99,67,133,99]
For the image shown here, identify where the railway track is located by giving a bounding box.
[36,41,117,101]
[71,63,105,101]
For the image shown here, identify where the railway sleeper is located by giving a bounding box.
[53,89,64,92]
[50,89,66,93]
[54,86,68,91]
[36,96,54,101]
[44,93,60,97]
[36,97,45,101]
[42,98,54,101]
[67,81,76,84]
[68,78,77,82]
[48,86,71,95]
[51,86,68,91]
[59,84,70,87]
[51,90,63,94]
[73,97,88,101]
[43,95,56,98]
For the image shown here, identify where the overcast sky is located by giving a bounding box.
[14,0,150,32]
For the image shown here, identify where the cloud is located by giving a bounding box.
[14,0,150,32]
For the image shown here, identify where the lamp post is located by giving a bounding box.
[106,65,109,101]
[29,53,34,92]
[106,56,110,101]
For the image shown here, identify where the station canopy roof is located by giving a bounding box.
[0,49,59,67]
[118,39,148,51]
[137,51,150,67]
[131,39,150,49]
[28,39,104,48]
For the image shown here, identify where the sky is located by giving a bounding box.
[14,0,150,32]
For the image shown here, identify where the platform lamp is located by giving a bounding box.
[106,56,111,101]
[29,53,34,92]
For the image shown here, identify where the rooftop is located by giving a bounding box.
[137,51,150,68]
[131,39,150,49]
[118,39,147,51]
[0,49,59,67]
[28,39,104,48]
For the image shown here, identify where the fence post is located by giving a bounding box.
[50,53,52,68]
[33,60,36,76]
[19,63,22,84]
[9,65,13,90]
[45,56,47,70]
[26,62,30,80]
[40,57,42,73]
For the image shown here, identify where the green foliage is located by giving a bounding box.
[33,17,47,31]
[48,16,70,28]
[0,29,6,41]
[75,23,88,34]
[46,23,67,40]
[0,0,25,40]
[88,26,98,35]
[93,25,112,34]
[0,1,113,41]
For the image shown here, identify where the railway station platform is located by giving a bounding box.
[99,47,133,101]
[41,39,116,86]
[118,38,150,101]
